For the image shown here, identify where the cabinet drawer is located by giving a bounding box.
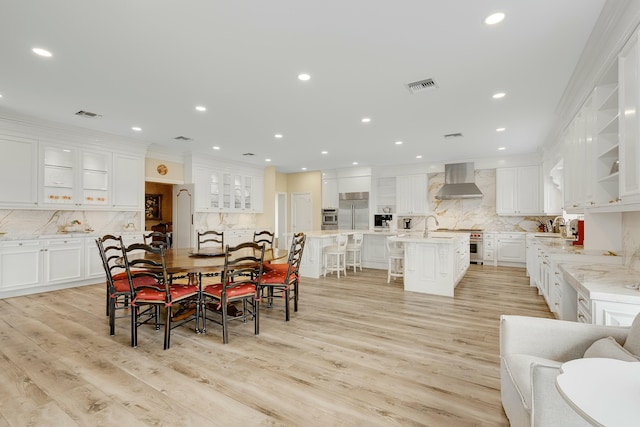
[577,290,591,323]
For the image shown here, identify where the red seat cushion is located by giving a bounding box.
[168,284,198,300]
[261,271,295,285]
[111,274,160,294]
[264,263,289,274]
[203,283,256,298]
[132,288,166,303]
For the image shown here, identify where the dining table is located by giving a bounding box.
[120,245,289,329]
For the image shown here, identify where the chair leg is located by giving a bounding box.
[222,302,229,344]
[164,307,172,350]
[109,297,116,336]
[293,281,299,313]
[254,297,260,335]
[131,306,138,348]
[106,283,110,316]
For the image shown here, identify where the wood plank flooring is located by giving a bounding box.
[0,265,553,426]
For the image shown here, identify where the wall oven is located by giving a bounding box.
[321,208,338,230]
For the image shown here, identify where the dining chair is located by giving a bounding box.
[260,232,306,321]
[200,242,265,344]
[96,234,159,336]
[124,243,199,350]
[144,231,171,248]
[253,230,275,249]
[197,230,224,250]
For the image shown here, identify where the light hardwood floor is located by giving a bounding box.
[0,265,553,426]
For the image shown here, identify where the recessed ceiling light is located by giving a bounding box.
[498,147,506,151]
[416,155,423,159]
[265,158,271,162]
[352,162,359,165]
[212,146,220,150]
[195,105,207,112]
[32,47,52,57]
[496,127,506,132]
[361,117,371,123]
[131,126,142,132]
[298,73,311,81]
[301,167,307,171]
[485,12,506,25]
[492,92,506,99]
[395,141,403,145]
[321,151,328,154]
[274,134,283,139]
[0,94,3,98]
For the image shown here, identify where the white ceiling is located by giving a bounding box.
[0,0,606,173]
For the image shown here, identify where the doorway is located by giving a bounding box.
[291,192,312,234]
[144,182,173,231]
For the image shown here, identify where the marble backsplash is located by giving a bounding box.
[0,209,141,238]
[401,169,556,232]
[193,212,258,232]
[622,211,640,269]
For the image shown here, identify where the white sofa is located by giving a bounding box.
[499,315,639,426]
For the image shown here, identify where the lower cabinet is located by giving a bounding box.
[0,235,128,299]
[362,233,389,269]
[496,233,526,265]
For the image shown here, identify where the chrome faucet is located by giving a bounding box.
[424,215,440,237]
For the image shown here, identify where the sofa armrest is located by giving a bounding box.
[530,363,591,427]
[500,315,629,362]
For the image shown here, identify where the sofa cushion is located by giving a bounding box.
[584,336,639,361]
[503,354,562,411]
[623,312,640,357]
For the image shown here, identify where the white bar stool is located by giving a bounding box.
[323,234,348,278]
[386,237,404,283]
[346,233,364,273]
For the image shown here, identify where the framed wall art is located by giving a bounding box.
[145,194,162,220]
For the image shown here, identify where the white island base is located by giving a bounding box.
[391,232,470,297]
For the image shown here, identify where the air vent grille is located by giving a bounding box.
[174,136,193,141]
[407,78,438,94]
[243,153,255,156]
[444,133,464,139]
[75,110,101,118]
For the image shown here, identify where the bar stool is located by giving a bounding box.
[346,233,364,273]
[323,234,348,278]
[386,237,404,283]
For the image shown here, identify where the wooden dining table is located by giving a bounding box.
[122,246,288,280]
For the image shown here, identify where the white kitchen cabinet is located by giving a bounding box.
[361,233,389,269]
[496,166,541,215]
[496,233,526,265]
[40,144,112,208]
[112,152,144,210]
[0,136,38,207]
[338,176,371,194]
[592,300,640,326]
[322,178,339,209]
[43,238,84,285]
[396,174,427,215]
[0,240,42,291]
[85,237,105,281]
[193,167,263,213]
[483,232,496,266]
[618,29,640,205]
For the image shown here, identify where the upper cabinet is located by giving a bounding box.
[40,144,111,208]
[0,136,38,207]
[619,30,640,205]
[496,166,541,216]
[0,136,144,211]
[396,174,427,215]
[188,158,264,213]
[321,178,338,209]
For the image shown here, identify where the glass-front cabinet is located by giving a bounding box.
[191,161,263,213]
[40,144,111,208]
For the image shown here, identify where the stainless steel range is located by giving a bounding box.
[437,228,483,265]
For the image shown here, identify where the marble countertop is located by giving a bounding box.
[560,263,640,304]
[391,231,466,244]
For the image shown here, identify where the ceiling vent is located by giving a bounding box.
[174,136,193,141]
[75,110,101,118]
[444,132,464,139]
[407,78,438,94]
[243,153,255,156]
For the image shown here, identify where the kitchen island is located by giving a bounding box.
[296,230,358,279]
[390,232,470,297]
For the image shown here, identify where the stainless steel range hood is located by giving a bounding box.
[435,162,483,200]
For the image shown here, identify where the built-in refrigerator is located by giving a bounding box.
[338,192,369,230]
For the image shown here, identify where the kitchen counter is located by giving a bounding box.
[560,263,640,305]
